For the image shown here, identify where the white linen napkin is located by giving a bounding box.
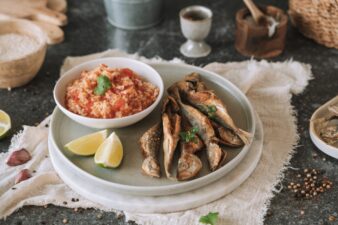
[0,49,312,225]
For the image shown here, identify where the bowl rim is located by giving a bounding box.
[179,5,213,22]
[53,57,164,122]
[0,19,47,65]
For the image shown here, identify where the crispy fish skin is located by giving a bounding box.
[212,121,244,147]
[139,123,162,178]
[177,118,204,181]
[177,73,251,145]
[162,97,181,178]
[169,87,224,171]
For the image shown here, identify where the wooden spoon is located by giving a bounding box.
[243,0,280,37]
[243,0,267,25]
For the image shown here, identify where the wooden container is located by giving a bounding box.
[0,19,46,88]
[235,6,288,58]
[289,0,338,49]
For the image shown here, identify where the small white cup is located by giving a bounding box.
[179,5,213,58]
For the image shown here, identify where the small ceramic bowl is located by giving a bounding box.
[0,19,47,88]
[53,57,164,129]
[310,96,338,159]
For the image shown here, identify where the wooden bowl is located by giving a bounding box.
[235,6,288,58]
[0,19,47,88]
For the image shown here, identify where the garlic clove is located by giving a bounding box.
[15,169,31,184]
[6,148,31,166]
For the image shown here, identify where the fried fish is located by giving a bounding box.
[162,96,181,178]
[177,117,204,180]
[169,87,225,171]
[139,122,162,178]
[176,73,251,145]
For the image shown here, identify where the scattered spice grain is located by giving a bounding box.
[287,168,333,199]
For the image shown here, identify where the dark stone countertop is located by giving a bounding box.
[1,0,338,224]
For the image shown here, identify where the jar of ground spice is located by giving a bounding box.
[235,5,288,58]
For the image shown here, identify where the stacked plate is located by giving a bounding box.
[48,63,264,213]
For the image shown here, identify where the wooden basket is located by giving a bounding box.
[288,0,338,49]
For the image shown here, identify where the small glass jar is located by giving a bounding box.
[235,5,288,58]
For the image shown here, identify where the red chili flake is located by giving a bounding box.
[113,99,125,110]
[121,68,134,78]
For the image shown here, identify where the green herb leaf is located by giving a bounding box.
[191,126,199,133]
[180,126,199,143]
[199,212,219,225]
[207,105,217,119]
[94,75,112,96]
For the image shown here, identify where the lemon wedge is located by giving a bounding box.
[64,130,108,156]
[94,132,123,168]
[0,110,11,139]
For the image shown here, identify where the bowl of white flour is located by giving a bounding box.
[0,19,47,89]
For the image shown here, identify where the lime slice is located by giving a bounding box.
[0,110,11,139]
[94,132,123,168]
[64,130,108,156]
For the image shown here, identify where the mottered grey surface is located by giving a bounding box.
[0,0,337,224]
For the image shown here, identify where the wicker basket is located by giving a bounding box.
[289,0,338,49]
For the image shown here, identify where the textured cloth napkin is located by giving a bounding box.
[0,49,313,225]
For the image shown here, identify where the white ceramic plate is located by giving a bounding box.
[49,62,256,196]
[48,113,263,212]
[310,96,338,159]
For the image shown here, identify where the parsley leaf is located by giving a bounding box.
[206,105,217,119]
[180,126,199,143]
[199,212,219,225]
[94,75,112,96]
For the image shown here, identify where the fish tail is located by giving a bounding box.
[177,153,202,181]
[235,128,252,145]
[207,142,223,171]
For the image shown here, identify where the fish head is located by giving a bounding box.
[177,153,202,181]
[141,157,160,178]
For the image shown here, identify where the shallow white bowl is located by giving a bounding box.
[310,96,338,159]
[53,57,164,129]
